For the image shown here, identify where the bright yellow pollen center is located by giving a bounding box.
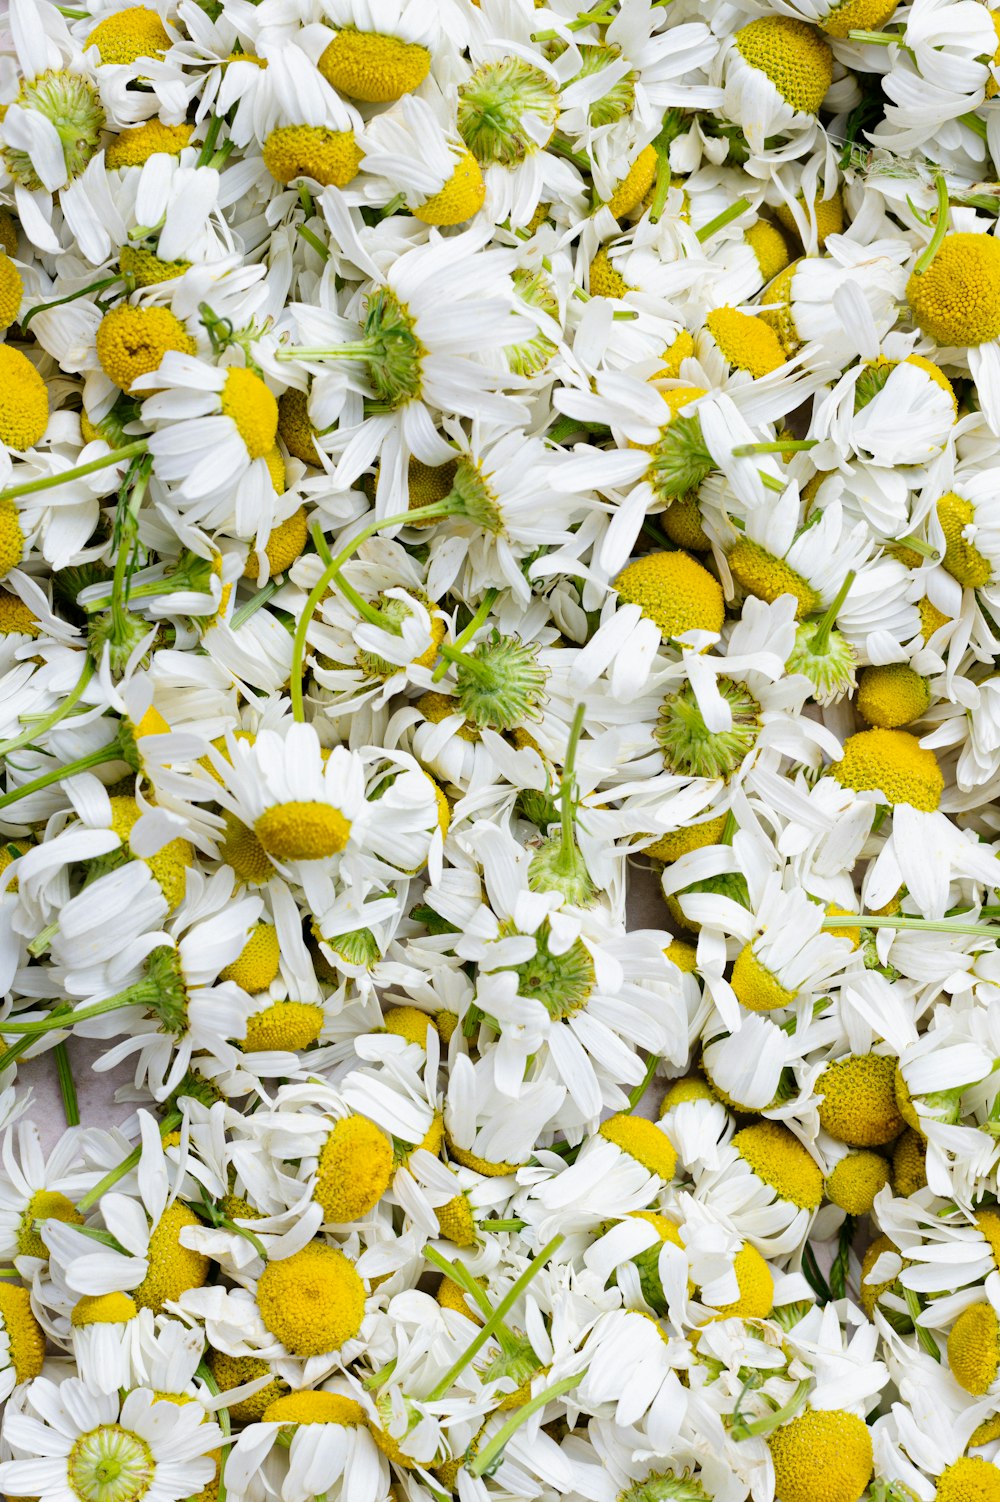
[655,328,696,380]
[935,1458,1000,1502]
[437,1273,485,1322]
[733,17,833,114]
[71,1291,139,1326]
[255,801,352,861]
[314,1116,394,1223]
[414,148,486,226]
[614,551,725,641]
[0,503,26,581]
[220,812,273,885]
[109,794,192,910]
[89,6,171,65]
[817,1053,904,1147]
[243,1001,324,1053]
[706,307,785,377]
[705,1242,774,1321]
[731,943,797,1012]
[208,1351,288,1423]
[0,591,36,636]
[96,304,195,394]
[263,126,363,188]
[18,1188,84,1259]
[776,189,844,244]
[219,921,280,993]
[383,1005,438,1047]
[106,119,193,168]
[660,1072,714,1109]
[646,814,728,865]
[599,1114,677,1180]
[907,232,1000,347]
[857,664,930,729]
[436,1193,477,1247]
[947,1302,1000,1395]
[0,346,49,454]
[733,1121,823,1208]
[832,728,944,812]
[746,220,792,282]
[608,144,658,219]
[758,258,802,354]
[119,244,190,286]
[219,367,278,460]
[277,388,320,464]
[261,1392,366,1426]
[243,506,308,581]
[0,1283,44,1381]
[919,596,951,641]
[318,27,431,103]
[0,254,22,330]
[825,1151,891,1214]
[937,492,992,589]
[819,0,899,39]
[729,538,818,620]
[892,1127,926,1196]
[256,1243,366,1356]
[589,247,631,299]
[133,1202,209,1313]
[768,1409,873,1502]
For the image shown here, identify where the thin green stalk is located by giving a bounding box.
[433,589,499,682]
[894,534,938,560]
[427,1234,564,1401]
[196,1362,231,1502]
[0,983,157,1038]
[730,1377,812,1441]
[903,1288,941,1359]
[649,148,672,224]
[0,442,148,504]
[197,115,223,167]
[809,570,856,656]
[436,638,494,685]
[821,913,1000,939]
[0,656,95,761]
[331,569,387,630]
[467,1372,584,1478]
[480,1219,526,1232]
[230,580,281,629]
[696,196,750,243]
[54,1043,79,1127]
[78,1111,182,1211]
[0,742,121,812]
[23,276,121,330]
[627,1052,660,1113]
[311,522,333,567]
[914,174,950,274]
[423,1245,521,1356]
[848,28,901,44]
[298,224,330,260]
[759,471,786,493]
[732,439,817,457]
[958,111,989,142]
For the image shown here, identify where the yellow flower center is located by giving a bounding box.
[106,120,193,169]
[746,220,792,282]
[733,17,833,114]
[0,210,17,257]
[599,1114,677,1180]
[243,1001,325,1053]
[314,1116,394,1223]
[817,1053,904,1147]
[17,1188,84,1259]
[919,596,951,642]
[733,1121,823,1208]
[831,728,944,812]
[383,1005,438,1048]
[318,27,431,103]
[655,328,696,381]
[96,304,195,395]
[935,1459,1000,1502]
[414,148,486,226]
[977,1209,1000,1273]
[0,590,36,637]
[256,1242,366,1356]
[446,1132,522,1177]
[0,254,22,330]
[277,388,320,465]
[704,1242,774,1321]
[891,1127,926,1196]
[859,1232,902,1321]
[937,492,992,589]
[731,943,797,1012]
[947,1303,1000,1395]
[255,801,352,862]
[776,189,844,244]
[133,1202,209,1313]
[758,258,802,354]
[208,1351,288,1424]
[220,812,273,885]
[71,1291,139,1326]
[436,1193,477,1247]
[0,346,49,453]
[614,551,725,641]
[819,0,899,38]
[262,126,363,189]
[589,247,631,299]
[261,1391,366,1425]
[706,307,785,377]
[660,1073,714,1109]
[646,815,729,866]
[824,1151,891,1214]
[108,794,192,910]
[437,1273,485,1322]
[243,507,308,583]
[88,6,170,65]
[119,244,190,287]
[0,1283,44,1381]
[219,367,278,460]
[768,1410,873,1502]
[856,664,930,729]
[728,538,818,620]
[219,921,280,993]
[608,144,658,219]
[907,233,1000,347]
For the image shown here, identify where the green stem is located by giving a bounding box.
[730,1377,812,1441]
[480,1219,526,1232]
[364,1358,397,1391]
[847,28,902,44]
[78,1111,182,1212]
[22,276,121,330]
[28,921,59,959]
[732,439,817,456]
[467,1372,584,1478]
[903,1288,941,1359]
[549,137,592,171]
[696,196,750,244]
[0,742,121,812]
[914,174,950,274]
[197,115,223,167]
[821,913,1000,938]
[433,590,499,683]
[423,1246,521,1355]
[0,982,157,1038]
[311,522,333,567]
[298,225,329,260]
[0,442,148,504]
[958,111,989,142]
[627,1052,660,1113]
[111,460,151,642]
[290,501,457,721]
[426,1234,564,1401]
[648,148,672,225]
[809,570,855,656]
[54,1042,79,1127]
[894,534,938,560]
[0,656,95,761]
[759,471,785,493]
[331,569,388,630]
[230,580,281,629]
[196,1362,231,1502]
[436,638,495,685]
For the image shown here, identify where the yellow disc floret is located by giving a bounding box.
[614,551,725,641]
[383,1006,438,1048]
[255,802,351,861]
[435,1193,477,1247]
[106,119,194,168]
[656,328,695,380]
[758,258,802,354]
[219,922,280,993]
[277,388,320,465]
[817,1054,904,1147]
[856,664,931,728]
[220,367,278,459]
[892,1128,926,1196]
[935,1458,1000,1502]
[437,1274,485,1323]
[96,303,195,393]
[599,1115,677,1181]
[263,126,363,188]
[108,794,193,910]
[243,1000,324,1052]
[208,1351,288,1423]
[819,0,899,39]
[243,507,309,582]
[645,813,728,865]
[768,1409,873,1502]
[0,1283,44,1381]
[119,243,190,286]
[608,144,658,219]
[831,728,944,812]
[262,1391,366,1426]
[907,233,1000,347]
[937,492,992,590]
[71,1291,138,1326]
[0,590,35,636]
[318,27,431,102]
[0,254,22,329]
[947,1303,1000,1395]
[776,190,844,246]
[220,812,273,885]
[256,1242,366,1356]
[728,538,819,619]
[705,1241,774,1321]
[660,1072,714,1109]
[589,247,630,299]
[746,220,792,282]
[733,17,833,114]
[0,346,49,452]
[17,1188,84,1259]
[733,1121,823,1208]
[825,1151,891,1214]
[414,148,485,226]
[731,943,796,1012]
[314,1116,393,1223]
[0,501,26,581]
[706,307,785,377]
[88,6,170,65]
[133,1202,209,1313]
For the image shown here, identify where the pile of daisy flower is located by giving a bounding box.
[12,0,1000,1499]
